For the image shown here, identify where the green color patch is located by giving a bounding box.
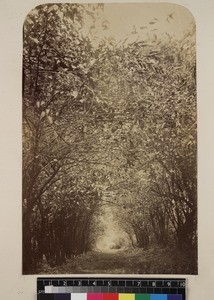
[135,295,150,300]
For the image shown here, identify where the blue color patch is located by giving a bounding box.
[150,295,167,300]
[167,296,182,300]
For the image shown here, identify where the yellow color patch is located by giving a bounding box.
[119,294,135,300]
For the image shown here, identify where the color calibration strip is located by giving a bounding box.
[38,293,182,300]
[37,278,186,300]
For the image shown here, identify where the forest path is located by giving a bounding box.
[71,249,139,274]
[39,246,189,274]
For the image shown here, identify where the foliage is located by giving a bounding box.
[23,4,197,274]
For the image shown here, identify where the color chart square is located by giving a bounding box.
[135,295,151,300]
[119,294,135,300]
[167,296,182,300]
[151,295,167,300]
[103,294,119,300]
[55,294,70,300]
[71,293,87,300]
[88,294,103,300]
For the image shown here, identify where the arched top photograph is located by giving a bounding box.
[22,3,197,275]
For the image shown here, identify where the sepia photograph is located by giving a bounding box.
[22,3,197,275]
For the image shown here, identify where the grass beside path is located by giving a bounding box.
[38,245,197,274]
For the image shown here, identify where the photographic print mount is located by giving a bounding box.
[23,3,197,275]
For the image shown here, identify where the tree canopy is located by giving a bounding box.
[23,3,197,274]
